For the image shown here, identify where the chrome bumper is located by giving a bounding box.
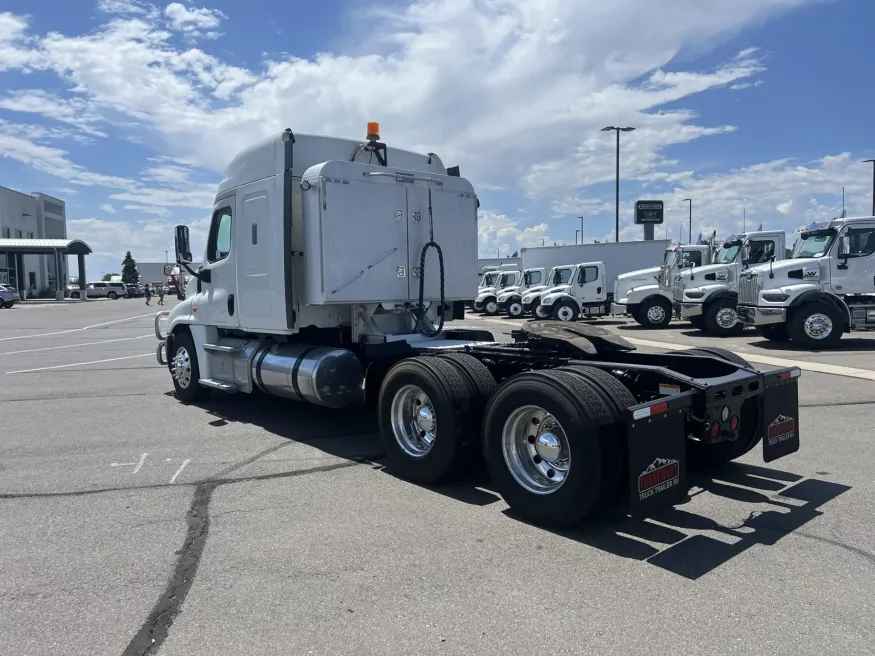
[737,305,787,326]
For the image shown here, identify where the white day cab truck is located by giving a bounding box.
[518,241,670,320]
[472,264,523,314]
[672,231,787,336]
[612,243,714,329]
[155,123,803,528]
[499,266,567,318]
[737,217,875,348]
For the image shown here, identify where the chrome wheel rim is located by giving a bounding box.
[534,304,549,319]
[509,302,523,317]
[486,300,498,314]
[803,313,832,340]
[646,305,666,324]
[172,346,193,389]
[502,405,570,495]
[390,385,437,458]
[556,305,575,321]
[716,307,738,329]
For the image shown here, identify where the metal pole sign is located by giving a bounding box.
[635,200,664,225]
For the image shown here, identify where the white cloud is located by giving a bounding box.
[164,3,225,39]
[0,0,853,268]
[123,204,172,216]
[478,210,556,257]
[98,202,117,214]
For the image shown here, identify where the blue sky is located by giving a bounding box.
[0,0,873,277]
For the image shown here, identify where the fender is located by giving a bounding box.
[545,292,580,309]
[789,290,851,329]
[702,289,737,305]
[502,292,522,304]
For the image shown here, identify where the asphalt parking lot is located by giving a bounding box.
[2,301,874,655]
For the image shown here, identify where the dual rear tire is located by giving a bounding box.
[378,356,633,527]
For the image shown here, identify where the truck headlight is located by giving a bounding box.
[762,293,790,302]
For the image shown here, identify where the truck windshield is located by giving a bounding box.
[552,268,572,285]
[662,248,676,267]
[499,273,515,288]
[718,241,741,264]
[483,273,499,287]
[792,229,836,259]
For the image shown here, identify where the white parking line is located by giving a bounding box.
[472,316,875,381]
[1,334,153,356]
[5,353,153,374]
[169,459,191,484]
[0,312,159,342]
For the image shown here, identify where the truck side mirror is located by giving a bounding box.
[175,225,193,264]
[741,243,751,266]
[838,235,850,258]
[163,264,175,276]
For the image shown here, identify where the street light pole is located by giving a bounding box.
[601,126,636,242]
[575,229,580,245]
[864,160,875,216]
[682,198,692,243]
[578,215,584,244]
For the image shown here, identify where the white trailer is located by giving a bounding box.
[517,241,669,318]
[154,123,803,528]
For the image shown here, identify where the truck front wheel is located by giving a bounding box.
[378,356,484,484]
[788,301,843,348]
[170,332,209,403]
[483,298,499,315]
[532,300,550,319]
[507,299,525,318]
[635,298,671,329]
[703,298,744,336]
[482,370,619,527]
[552,301,579,322]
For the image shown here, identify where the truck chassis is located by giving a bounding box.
[156,317,801,528]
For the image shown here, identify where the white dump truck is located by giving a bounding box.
[155,124,803,528]
[612,243,714,328]
[737,217,875,347]
[671,231,787,336]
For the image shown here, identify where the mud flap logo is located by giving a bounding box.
[767,414,795,447]
[638,458,680,501]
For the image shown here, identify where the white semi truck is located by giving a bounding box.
[671,231,787,336]
[517,240,669,319]
[498,266,569,318]
[472,265,523,314]
[611,243,714,328]
[737,217,875,348]
[155,124,803,528]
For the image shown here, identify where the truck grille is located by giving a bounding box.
[738,273,759,305]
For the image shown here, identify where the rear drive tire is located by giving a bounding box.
[636,298,671,329]
[754,324,790,342]
[787,301,843,348]
[482,369,618,527]
[677,347,762,468]
[703,298,744,336]
[557,366,637,509]
[378,356,482,484]
[170,332,210,403]
[689,316,706,331]
[551,301,579,322]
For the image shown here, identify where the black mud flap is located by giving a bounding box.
[624,391,696,517]
[760,367,801,463]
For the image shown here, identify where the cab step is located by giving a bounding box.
[198,378,238,392]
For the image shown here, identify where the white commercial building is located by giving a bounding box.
[0,186,69,293]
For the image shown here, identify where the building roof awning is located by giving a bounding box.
[0,238,93,255]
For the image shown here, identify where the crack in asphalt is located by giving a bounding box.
[119,456,384,656]
[799,400,875,408]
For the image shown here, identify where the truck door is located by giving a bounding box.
[196,200,239,328]
[573,263,604,305]
[831,222,875,294]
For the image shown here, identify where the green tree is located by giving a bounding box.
[511,250,519,258]
[102,273,119,281]
[121,251,139,285]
